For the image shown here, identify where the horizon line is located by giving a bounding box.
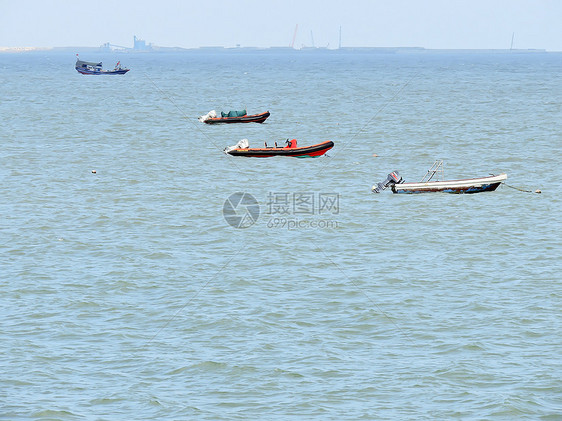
[0,45,554,53]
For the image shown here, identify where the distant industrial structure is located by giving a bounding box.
[99,36,152,52]
[4,31,548,54]
[133,36,151,51]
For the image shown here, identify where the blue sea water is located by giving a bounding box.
[1,50,561,420]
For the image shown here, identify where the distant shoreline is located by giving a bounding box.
[0,46,553,54]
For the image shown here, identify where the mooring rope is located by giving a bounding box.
[488,173,541,194]
[502,183,540,194]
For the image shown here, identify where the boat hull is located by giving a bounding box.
[392,174,507,194]
[205,111,270,124]
[227,141,334,158]
[76,68,130,75]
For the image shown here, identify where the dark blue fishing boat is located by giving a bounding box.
[75,55,129,75]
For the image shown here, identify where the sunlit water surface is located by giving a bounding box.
[1,50,561,419]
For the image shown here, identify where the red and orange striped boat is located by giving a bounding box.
[225,139,333,158]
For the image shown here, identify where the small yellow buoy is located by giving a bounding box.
[372,154,378,157]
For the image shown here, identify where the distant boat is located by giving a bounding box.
[373,160,507,194]
[199,110,270,124]
[224,138,333,158]
[75,55,129,75]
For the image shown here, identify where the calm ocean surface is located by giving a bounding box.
[1,50,561,420]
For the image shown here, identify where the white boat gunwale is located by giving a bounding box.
[392,173,507,193]
[397,173,507,188]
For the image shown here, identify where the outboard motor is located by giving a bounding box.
[224,138,250,153]
[198,110,217,122]
[372,171,403,193]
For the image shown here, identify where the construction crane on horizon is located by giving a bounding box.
[290,24,299,48]
[102,42,129,50]
[339,26,342,49]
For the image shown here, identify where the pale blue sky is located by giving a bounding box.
[1,0,562,50]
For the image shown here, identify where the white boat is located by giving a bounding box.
[373,161,507,194]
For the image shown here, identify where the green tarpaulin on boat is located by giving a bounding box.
[221,110,247,117]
